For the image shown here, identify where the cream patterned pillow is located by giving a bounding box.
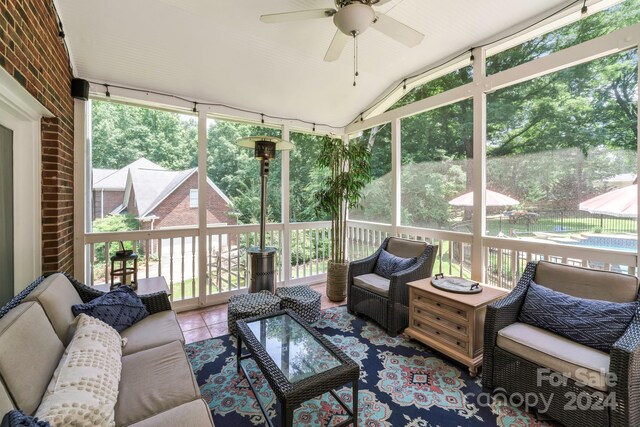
[35,314,122,427]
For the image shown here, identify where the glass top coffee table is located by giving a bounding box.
[236,309,359,427]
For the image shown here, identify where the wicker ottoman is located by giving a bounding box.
[276,285,321,323]
[227,291,281,336]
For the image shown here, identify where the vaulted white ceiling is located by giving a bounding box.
[58,0,570,128]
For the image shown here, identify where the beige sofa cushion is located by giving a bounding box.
[353,273,390,297]
[23,273,83,344]
[386,237,427,259]
[534,260,639,303]
[0,379,15,419]
[497,322,611,391]
[120,311,185,356]
[35,314,122,426]
[128,399,213,427]
[0,302,64,415]
[115,341,200,426]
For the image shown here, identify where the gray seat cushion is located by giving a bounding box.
[0,379,15,419]
[120,311,185,356]
[115,340,200,426]
[128,399,214,427]
[23,273,83,344]
[353,273,390,297]
[497,322,611,392]
[0,302,64,415]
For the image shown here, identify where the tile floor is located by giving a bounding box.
[177,283,344,344]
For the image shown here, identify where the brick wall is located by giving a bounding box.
[93,190,124,219]
[148,173,236,229]
[1,0,75,273]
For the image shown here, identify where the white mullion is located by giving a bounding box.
[636,45,640,275]
[391,118,401,236]
[197,109,208,304]
[282,125,291,285]
[471,46,487,283]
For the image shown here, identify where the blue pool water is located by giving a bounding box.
[573,235,637,252]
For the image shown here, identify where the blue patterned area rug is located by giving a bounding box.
[186,306,556,427]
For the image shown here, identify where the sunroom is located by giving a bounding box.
[1,0,640,426]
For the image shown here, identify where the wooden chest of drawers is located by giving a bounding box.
[404,278,508,377]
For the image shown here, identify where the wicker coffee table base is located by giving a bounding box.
[236,310,359,427]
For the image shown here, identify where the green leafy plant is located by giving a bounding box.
[315,136,372,264]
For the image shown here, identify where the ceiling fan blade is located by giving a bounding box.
[260,9,335,24]
[375,0,394,5]
[324,30,350,62]
[372,14,424,47]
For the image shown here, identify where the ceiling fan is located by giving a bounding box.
[260,0,425,63]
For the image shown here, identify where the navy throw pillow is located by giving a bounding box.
[72,286,149,333]
[1,410,50,427]
[374,249,417,279]
[519,280,638,353]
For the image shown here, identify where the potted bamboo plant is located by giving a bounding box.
[316,136,371,301]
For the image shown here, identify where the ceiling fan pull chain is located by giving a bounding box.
[353,32,358,87]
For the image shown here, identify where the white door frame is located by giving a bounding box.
[0,67,52,293]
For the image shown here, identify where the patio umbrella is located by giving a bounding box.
[579,184,637,218]
[448,190,519,207]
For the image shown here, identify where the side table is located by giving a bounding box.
[404,277,508,377]
[94,276,171,297]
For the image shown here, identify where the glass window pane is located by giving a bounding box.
[400,100,473,232]
[289,132,331,222]
[486,50,638,252]
[388,66,473,112]
[487,0,640,75]
[91,101,198,231]
[206,119,281,225]
[348,125,392,224]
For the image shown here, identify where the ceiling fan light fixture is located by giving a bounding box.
[333,3,375,36]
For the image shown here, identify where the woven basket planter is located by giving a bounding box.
[326,260,349,302]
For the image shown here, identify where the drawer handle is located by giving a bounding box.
[436,303,441,307]
[435,331,440,335]
[417,309,421,314]
[456,341,461,346]
[436,317,441,321]
[457,326,461,330]
[457,310,462,315]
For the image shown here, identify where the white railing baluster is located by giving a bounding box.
[192,236,196,298]
[158,239,163,279]
[90,244,95,286]
[169,238,174,299]
[104,240,110,286]
[145,239,150,279]
[180,236,185,299]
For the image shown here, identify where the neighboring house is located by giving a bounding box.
[93,158,236,229]
[92,158,161,219]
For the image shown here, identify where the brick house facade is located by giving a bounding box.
[93,189,124,219]
[124,170,236,229]
[1,0,75,274]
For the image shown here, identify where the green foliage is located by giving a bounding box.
[92,101,198,170]
[92,214,140,261]
[316,136,372,263]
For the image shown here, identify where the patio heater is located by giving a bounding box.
[236,136,294,293]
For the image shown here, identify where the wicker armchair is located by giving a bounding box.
[347,237,438,336]
[483,260,640,427]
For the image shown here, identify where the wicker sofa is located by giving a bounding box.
[483,260,640,427]
[347,237,438,336]
[0,273,214,426]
